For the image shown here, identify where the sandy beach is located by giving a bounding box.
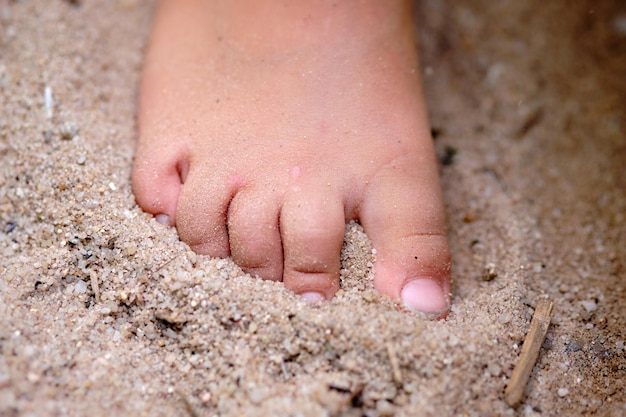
[1,0,624,416]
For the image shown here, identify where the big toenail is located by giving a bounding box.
[401,278,448,316]
[300,292,325,303]
[155,214,170,225]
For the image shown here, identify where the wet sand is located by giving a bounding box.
[1,0,624,416]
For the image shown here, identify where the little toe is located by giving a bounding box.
[131,147,185,226]
[360,157,451,317]
[280,191,346,300]
[227,189,283,281]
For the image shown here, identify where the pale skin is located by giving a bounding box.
[132,0,451,316]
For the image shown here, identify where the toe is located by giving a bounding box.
[131,146,185,226]
[227,189,283,281]
[280,190,346,300]
[360,154,451,317]
[175,169,231,258]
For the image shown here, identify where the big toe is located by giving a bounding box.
[360,160,451,317]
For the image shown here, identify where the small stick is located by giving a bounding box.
[504,299,553,407]
[386,342,403,385]
[155,256,177,272]
[90,270,101,303]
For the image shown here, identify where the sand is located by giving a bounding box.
[0,0,624,416]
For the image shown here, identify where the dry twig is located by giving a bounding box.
[386,342,403,385]
[504,299,553,407]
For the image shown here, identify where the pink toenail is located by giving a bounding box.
[300,292,325,303]
[155,214,170,225]
[401,278,448,315]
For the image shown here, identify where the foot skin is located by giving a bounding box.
[132,0,451,316]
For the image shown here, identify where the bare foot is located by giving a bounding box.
[132,0,451,316]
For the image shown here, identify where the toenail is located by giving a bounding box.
[401,278,449,316]
[155,214,170,225]
[300,292,326,303]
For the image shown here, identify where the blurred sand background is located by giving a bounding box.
[0,0,624,416]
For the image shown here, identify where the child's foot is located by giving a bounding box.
[132,0,451,315]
